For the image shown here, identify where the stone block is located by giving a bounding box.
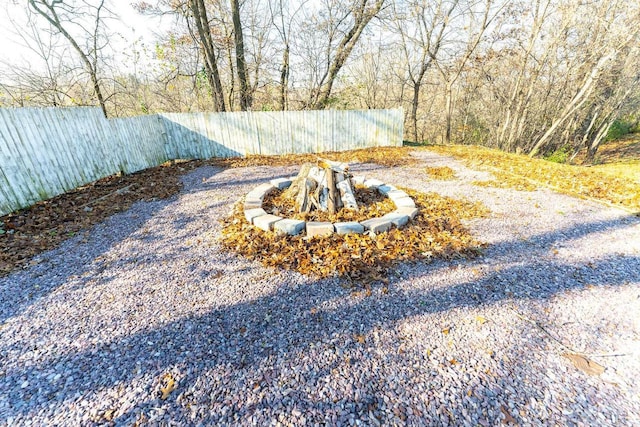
[244,208,267,224]
[377,184,397,195]
[247,183,276,201]
[360,218,393,233]
[364,178,384,189]
[306,221,334,238]
[244,198,263,210]
[352,175,366,186]
[270,178,292,190]
[274,218,306,236]
[382,212,409,227]
[387,189,409,200]
[393,196,416,209]
[253,214,282,231]
[254,183,277,194]
[394,207,419,219]
[334,221,364,235]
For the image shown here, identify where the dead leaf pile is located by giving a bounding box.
[220,189,489,284]
[562,353,605,376]
[472,170,538,192]
[223,146,417,168]
[425,144,640,211]
[0,161,202,276]
[425,166,456,180]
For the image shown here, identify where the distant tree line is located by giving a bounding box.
[1,0,639,159]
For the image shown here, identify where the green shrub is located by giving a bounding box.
[545,145,571,163]
[606,119,632,141]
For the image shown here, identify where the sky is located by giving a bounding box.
[0,0,168,71]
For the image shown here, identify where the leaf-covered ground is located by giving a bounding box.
[262,186,397,223]
[425,144,640,212]
[220,189,489,285]
[424,166,456,180]
[0,147,414,276]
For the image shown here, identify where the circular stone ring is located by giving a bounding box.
[242,175,418,237]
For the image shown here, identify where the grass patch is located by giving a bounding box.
[425,166,456,180]
[220,189,489,285]
[425,144,640,212]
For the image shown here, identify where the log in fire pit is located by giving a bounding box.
[242,158,418,237]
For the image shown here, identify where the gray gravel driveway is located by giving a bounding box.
[1,151,639,426]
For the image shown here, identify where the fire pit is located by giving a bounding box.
[242,159,418,237]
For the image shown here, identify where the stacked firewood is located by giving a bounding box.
[284,158,358,214]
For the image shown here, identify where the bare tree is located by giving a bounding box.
[391,0,459,142]
[188,0,227,111]
[27,0,112,117]
[302,0,386,109]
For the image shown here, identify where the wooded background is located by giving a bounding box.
[1,0,639,159]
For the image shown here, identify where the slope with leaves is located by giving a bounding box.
[425,145,640,212]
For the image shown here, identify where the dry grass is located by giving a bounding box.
[425,144,640,212]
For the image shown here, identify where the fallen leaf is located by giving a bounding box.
[476,316,487,324]
[500,405,517,425]
[562,353,605,376]
[442,327,450,335]
[103,409,115,421]
[159,373,176,400]
[355,334,365,344]
[449,359,458,365]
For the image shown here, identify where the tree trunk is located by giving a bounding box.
[190,0,226,112]
[280,44,290,111]
[231,0,252,110]
[444,82,453,144]
[410,82,421,142]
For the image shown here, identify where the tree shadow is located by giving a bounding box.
[0,208,638,424]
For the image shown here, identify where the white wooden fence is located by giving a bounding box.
[0,107,403,215]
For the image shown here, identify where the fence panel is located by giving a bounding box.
[0,107,403,215]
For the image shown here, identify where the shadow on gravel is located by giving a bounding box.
[0,203,168,325]
[0,157,640,425]
[0,167,234,324]
[1,206,639,424]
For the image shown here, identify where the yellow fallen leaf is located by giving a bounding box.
[476,316,487,324]
[160,374,176,400]
[442,327,450,335]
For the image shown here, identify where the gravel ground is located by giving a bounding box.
[1,151,639,426]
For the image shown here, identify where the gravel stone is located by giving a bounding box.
[1,154,639,426]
